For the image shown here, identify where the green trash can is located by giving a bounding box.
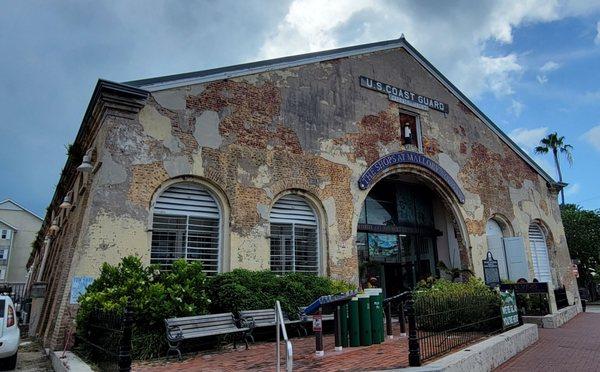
[365,288,383,344]
[348,297,360,347]
[358,293,372,346]
[340,303,349,347]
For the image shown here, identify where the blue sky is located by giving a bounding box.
[1,0,600,216]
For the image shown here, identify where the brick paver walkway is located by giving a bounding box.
[496,313,600,372]
[134,324,410,371]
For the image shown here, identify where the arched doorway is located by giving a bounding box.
[356,172,465,297]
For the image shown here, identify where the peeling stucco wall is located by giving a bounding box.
[66,46,576,303]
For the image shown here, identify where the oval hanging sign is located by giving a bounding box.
[358,151,465,204]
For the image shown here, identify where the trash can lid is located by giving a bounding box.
[357,293,371,298]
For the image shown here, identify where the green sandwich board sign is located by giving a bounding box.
[501,290,519,329]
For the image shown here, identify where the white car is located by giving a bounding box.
[0,295,19,370]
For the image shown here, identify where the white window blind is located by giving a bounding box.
[270,195,319,274]
[528,224,552,283]
[151,182,221,274]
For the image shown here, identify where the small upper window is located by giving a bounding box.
[150,182,221,274]
[399,112,419,149]
[270,194,319,274]
[0,230,10,240]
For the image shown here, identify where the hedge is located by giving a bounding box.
[76,256,354,360]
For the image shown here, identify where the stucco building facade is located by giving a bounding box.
[29,37,578,350]
[0,199,42,284]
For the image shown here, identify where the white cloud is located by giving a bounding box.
[259,1,600,98]
[536,75,548,84]
[595,21,600,45]
[540,61,560,73]
[581,125,600,151]
[565,183,581,197]
[508,99,525,117]
[537,60,560,84]
[509,126,548,152]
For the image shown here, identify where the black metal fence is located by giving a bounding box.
[500,283,550,316]
[405,290,516,366]
[554,287,569,310]
[75,303,133,372]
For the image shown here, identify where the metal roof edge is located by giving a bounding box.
[124,38,407,91]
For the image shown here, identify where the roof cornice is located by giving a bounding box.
[40,80,150,229]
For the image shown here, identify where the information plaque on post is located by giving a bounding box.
[483,251,500,288]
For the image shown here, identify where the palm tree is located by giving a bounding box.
[534,132,573,205]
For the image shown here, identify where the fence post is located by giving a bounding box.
[118,301,133,372]
[399,301,406,336]
[385,302,393,338]
[405,293,420,367]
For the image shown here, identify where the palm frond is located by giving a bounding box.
[534,145,549,154]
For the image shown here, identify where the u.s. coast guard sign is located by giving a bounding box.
[360,76,449,114]
[358,151,465,204]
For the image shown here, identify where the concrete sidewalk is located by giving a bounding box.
[496,312,600,371]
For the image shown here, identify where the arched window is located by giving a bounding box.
[528,223,552,283]
[269,194,319,274]
[151,182,221,274]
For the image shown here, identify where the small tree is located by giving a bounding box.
[534,132,573,205]
[561,204,600,299]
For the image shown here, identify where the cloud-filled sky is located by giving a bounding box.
[1,0,600,216]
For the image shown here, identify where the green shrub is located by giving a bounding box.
[413,277,501,332]
[207,269,355,319]
[76,256,209,359]
[77,258,355,360]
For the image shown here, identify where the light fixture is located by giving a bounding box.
[59,191,73,209]
[49,218,60,233]
[77,149,94,173]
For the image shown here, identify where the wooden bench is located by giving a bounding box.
[164,313,249,360]
[239,309,305,341]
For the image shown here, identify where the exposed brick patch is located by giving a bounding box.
[148,96,199,156]
[128,162,169,209]
[334,108,401,164]
[459,143,539,235]
[422,136,441,156]
[187,80,303,154]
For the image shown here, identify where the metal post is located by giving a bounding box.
[399,301,406,336]
[315,308,324,356]
[334,305,342,351]
[118,301,133,372]
[276,302,281,372]
[385,302,393,339]
[405,294,420,367]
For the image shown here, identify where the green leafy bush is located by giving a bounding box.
[207,269,355,319]
[76,258,355,360]
[76,256,209,359]
[413,277,501,332]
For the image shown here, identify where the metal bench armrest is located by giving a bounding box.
[240,316,256,330]
[165,323,184,341]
